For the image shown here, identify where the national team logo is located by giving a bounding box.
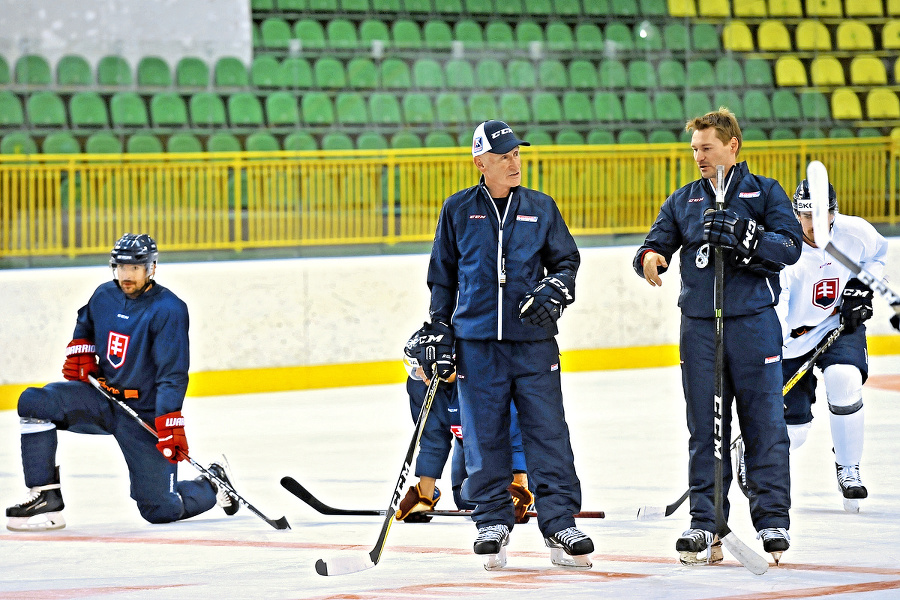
[813,278,840,309]
[696,243,710,268]
[473,136,484,154]
[107,331,130,369]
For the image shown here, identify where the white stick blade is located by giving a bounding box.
[721,533,769,575]
[806,160,831,248]
[636,506,666,521]
[315,553,375,576]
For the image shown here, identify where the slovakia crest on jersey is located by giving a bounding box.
[812,278,840,310]
[107,331,130,369]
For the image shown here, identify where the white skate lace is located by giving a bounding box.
[837,464,863,489]
[475,525,509,543]
[679,529,716,561]
[11,488,41,508]
[757,528,790,543]
[553,527,589,546]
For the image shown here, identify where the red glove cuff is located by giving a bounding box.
[62,338,99,382]
[155,411,188,463]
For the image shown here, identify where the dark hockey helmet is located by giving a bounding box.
[792,179,837,213]
[110,233,158,276]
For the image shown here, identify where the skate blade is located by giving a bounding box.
[770,551,784,565]
[483,547,507,571]
[550,548,592,570]
[842,497,860,513]
[678,542,723,566]
[7,512,66,532]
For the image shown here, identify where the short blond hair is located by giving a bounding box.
[686,106,742,156]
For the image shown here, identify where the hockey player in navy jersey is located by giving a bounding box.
[634,108,802,564]
[6,233,238,531]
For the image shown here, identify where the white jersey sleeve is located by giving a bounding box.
[779,213,887,359]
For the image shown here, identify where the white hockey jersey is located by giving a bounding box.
[777,213,887,359]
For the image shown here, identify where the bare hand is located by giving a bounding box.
[643,251,668,287]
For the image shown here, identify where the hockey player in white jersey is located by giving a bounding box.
[775,180,887,512]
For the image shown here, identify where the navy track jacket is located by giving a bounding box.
[633,161,803,318]
[427,177,580,341]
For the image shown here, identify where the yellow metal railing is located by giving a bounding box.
[1,139,897,258]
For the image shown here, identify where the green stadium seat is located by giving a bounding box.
[207,132,241,152]
[715,57,744,88]
[468,92,499,122]
[500,92,531,123]
[327,19,359,50]
[358,132,389,150]
[575,24,604,51]
[302,92,334,124]
[424,131,457,148]
[523,0,551,15]
[799,127,827,139]
[70,92,108,128]
[262,18,292,48]
[246,132,280,152]
[369,92,402,125]
[340,0,367,10]
[228,93,264,127]
[546,22,574,51]
[138,57,172,87]
[685,91,712,117]
[556,129,585,145]
[284,132,317,150]
[404,0,433,13]
[392,20,423,50]
[686,59,715,88]
[770,127,796,140]
[423,20,453,49]
[743,90,773,120]
[741,127,767,141]
[593,92,624,121]
[657,59,686,88]
[539,59,568,89]
[150,93,188,127]
[348,57,378,89]
[0,56,9,84]
[563,91,593,122]
[569,60,598,90]
[314,57,347,89]
[189,92,227,127]
[359,19,390,48]
[828,127,854,138]
[42,132,81,154]
[110,92,148,127]
[648,130,678,144]
[744,59,773,87]
[654,91,685,122]
[436,92,467,124]
[663,23,689,51]
[772,90,801,121]
[612,0,639,16]
[800,91,830,121]
[713,91,742,116]
[532,92,562,124]
[587,129,615,144]
[496,0,523,14]
[598,60,627,88]
[692,23,720,51]
[856,127,882,137]
[254,0,275,9]
[85,132,123,153]
[381,58,411,89]
[402,93,434,125]
[464,0,494,15]
[266,91,300,126]
[391,131,422,148]
[167,133,203,153]
[127,133,163,153]
[1,132,37,154]
[295,19,327,50]
[634,22,663,51]
[26,91,66,127]
[282,57,313,88]
[583,0,610,14]
[514,21,543,50]
[639,0,667,15]
[15,55,52,84]
[372,0,401,11]
[57,55,92,86]
[555,0,581,15]
[215,57,249,87]
[251,56,285,88]
[454,20,484,49]
[176,57,209,87]
[433,0,462,12]
[624,91,654,121]
[98,55,132,86]
[336,92,369,125]
[605,23,634,50]
[474,59,504,89]
[618,129,646,144]
[628,60,657,89]
[413,58,445,89]
[524,129,553,145]
[0,90,25,128]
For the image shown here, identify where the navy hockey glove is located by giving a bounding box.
[840,278,874,332]
[412,321,456,382]
[703,209,760,267]
[518,275,574,328]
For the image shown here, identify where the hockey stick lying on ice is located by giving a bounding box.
[87,375,290,531]
[314,375,441,576]
[808,160,900,319]
[281,476,605,519]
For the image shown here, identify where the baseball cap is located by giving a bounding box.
[472,120,530,157]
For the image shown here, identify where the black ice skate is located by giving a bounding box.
[676,528,722,566]
[757,527,790,565]
[473,524,510,570]
[206,460,240,516]
[544,526,594,569]
[6,470,66,532]
[836,463,867,513]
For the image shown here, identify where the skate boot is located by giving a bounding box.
[545,526,594,569]
[731,437,751,499]
[757,527,790,565]
[473,524,510,570]
[7,469,66,532]
[676,529,722,566]
[206,461,240,516]
[836,463,867,513]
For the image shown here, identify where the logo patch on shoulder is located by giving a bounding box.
[550,363,559,371]
[739,191,761,198]
[688,197,704,203]
[517,215,538,222]
[764,355,781,364]
[107,331,130,369]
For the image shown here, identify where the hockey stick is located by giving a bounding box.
[87,375,290,530]
[281,476,605,519]
[314,375,441,576]
[808,160,900,318]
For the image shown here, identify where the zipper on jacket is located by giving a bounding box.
[483,184,513,340]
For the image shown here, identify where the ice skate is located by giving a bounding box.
[757,527,790,565]
[206,460,240,516]
[6,471,66,532]
[473,524,509,570]
[675,529,722,566]
[836,463,867,513]
[545,527,594,569]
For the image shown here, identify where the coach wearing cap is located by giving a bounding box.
[410,120,593,561]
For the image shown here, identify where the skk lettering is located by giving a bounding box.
[107,331,130,369]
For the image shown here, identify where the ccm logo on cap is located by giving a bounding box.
[491,128,513,139]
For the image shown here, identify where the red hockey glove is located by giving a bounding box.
[395,483,440,522]
[62,338,99,382]
[508,481,534,524]
[155,411,188,463]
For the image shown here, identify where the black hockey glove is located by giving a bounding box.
[411,321,455,382]
[518,274,574,328]
[840,278,874,332]
[703,209,760,267]
[890,313,899,332]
